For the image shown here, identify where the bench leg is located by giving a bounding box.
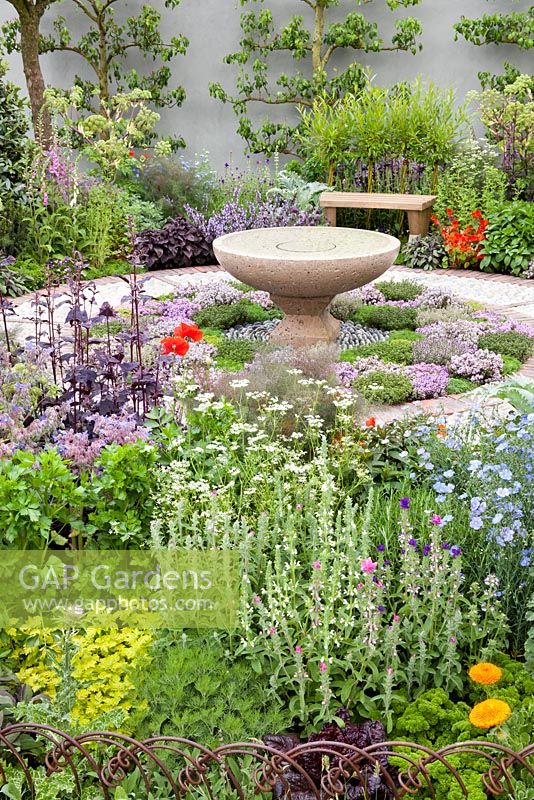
[324,207,337,227]
[407,208,432,238]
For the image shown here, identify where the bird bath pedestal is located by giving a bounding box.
[213,227,400,347]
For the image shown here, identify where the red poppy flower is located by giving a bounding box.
[174,322,203,342]
[365,417,376,427]
[128,150,135,157]
[161,336,189,356]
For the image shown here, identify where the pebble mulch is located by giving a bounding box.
[224,319,389,348]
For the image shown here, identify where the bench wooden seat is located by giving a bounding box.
[319,192,437,237]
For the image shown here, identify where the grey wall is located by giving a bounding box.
[1,0,532,171]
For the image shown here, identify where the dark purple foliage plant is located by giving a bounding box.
[265,708,394,799]
[134,215,213,271]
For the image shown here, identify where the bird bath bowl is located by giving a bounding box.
[213,226,400,347]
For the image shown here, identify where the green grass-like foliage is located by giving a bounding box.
[194,300,281,330]
[478,331,534,363]
[353,305,418,331]
[354,371,413,404]
[388,329,424,342]
[374,279,424,302]
[501,355,523,376]
[341,340,414,366]
[131,638,290,746]
[216,338,258,370]
[447,377,477,394]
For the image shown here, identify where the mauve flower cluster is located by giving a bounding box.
[246,290,273,309]
[185,192,323,242]
[412,336,475,366]
[182,341,218,367]
[160,298,200,321]
[41,143,82,202]
[54,413,150,469]
[406,363,449,399]
[335,357,403,387]
[194,281,243,309]
[449,349,503,384]
[347,285,386,305]
[0,405,68,458]
[473,311,534,339]
[415,319,484,348]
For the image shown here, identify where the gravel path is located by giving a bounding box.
[380,267,534,308]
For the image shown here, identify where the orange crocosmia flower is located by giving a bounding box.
[468,662,503,685]
[365,417,376,427]
[161,336,189,356]
[174,322,203,342]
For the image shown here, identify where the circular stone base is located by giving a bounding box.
[269,295,340,347]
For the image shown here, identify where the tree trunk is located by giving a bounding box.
[17,2,52,144]
[311,1,325,75]
[97,10,110,113]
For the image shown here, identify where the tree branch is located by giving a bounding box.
[244,94,313,107]
[69,0,98,23]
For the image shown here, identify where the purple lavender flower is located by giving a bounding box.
[399,497,411,509]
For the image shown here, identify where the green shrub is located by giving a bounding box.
[416,307,474,328]
[354,371,413,404]
[480,201,534,277]
[388,329,424,342]
[478,331,534,363]
[374,279,423,302]
[0,60,28,196]
[343,340,414,365]
[447,377,477,394]
[13,257,45,291]
[353,305,418,331]
[501,355,523,376]
[131,637,290,746]
[402,233,448,271]
[194,300,280,330]
[216,338,258,370]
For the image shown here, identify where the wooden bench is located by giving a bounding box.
[319,192,437,238]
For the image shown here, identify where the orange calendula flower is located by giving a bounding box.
[468,662,503,685]
[437,423,447,438]
[365,417,376,428]
[469,699,511,729]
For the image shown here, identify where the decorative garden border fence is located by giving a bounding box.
[0,725,533,798]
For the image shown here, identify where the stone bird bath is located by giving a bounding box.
[213,226,400,347]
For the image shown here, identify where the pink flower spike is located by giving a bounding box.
[268,627,276,636]
[312,560,322,570]
[295,645,303,654]
[430,514,443,526]
[319,660,328,673]
[253,595,262,604]
[361,557,378,574]
[357,582,364,589]
[393,614,400,622]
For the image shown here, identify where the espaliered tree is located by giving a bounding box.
[454,6,534,88]
[1,0,189,148]
[210,0,424,156]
